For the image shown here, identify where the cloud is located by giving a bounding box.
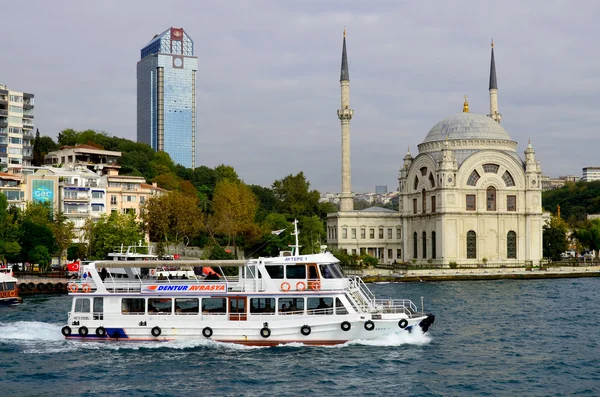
[2,0,599,192]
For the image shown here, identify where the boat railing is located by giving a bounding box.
[373,299,418,316]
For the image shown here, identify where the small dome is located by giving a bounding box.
[422,113,512,143]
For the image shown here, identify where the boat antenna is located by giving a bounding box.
[290,219,300,256]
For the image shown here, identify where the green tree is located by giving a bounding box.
[29,245,52,271]
[51,211,76,266]
[250,184,279,221]
[543,215,569,261]
[272,172,320,217]
[214,164,240,183]
[32,129,44,166]
[245,214,293,257]
[0,193,21,265]
[86,212,145,259]
[575,219,600,258]
[37,135,59,158]
[18,202,56,263]
[298,215,325,255]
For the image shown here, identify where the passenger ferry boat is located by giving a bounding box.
[61,227,435,345]
[0,267,22,305]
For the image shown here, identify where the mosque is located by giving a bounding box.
[326,33,544,266]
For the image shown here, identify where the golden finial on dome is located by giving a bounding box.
[463,95,469,113]
[343,27,346,38]
[491,38,494,48]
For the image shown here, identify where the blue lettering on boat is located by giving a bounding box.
[157,285,190,291]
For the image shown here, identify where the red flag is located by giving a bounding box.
[67,261,80,272]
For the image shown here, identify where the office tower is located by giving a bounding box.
[137,27,198,168]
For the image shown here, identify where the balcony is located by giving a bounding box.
[23,114,34,120]
[22,123,33,130]
[0,119,7,128]
[0,110,7,116]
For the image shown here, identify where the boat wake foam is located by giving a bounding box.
[0,321,64,342]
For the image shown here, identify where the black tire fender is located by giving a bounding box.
[61,326,72,336]
[202,327,213,338]
[151,326,162,337]
[78,326,89,336]
[340,321,351,332]
[398,319,409,329]
[260,327,271,338]
[96,326,107,337]
[300,325,311,336]
[364,320,375,331]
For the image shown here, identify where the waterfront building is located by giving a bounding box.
[0,84,34,172]
[0,172,25,209]
[328,39,544,266]
[137,27,198,169]
[103,169,164,219]
[582,167,600,182]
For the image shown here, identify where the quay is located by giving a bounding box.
[15,274,70,295]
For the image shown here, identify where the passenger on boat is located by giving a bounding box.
[280,304,288,313]
[100,268,108,281]
[205,272,220,281]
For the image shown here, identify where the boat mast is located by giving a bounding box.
[291,219,300,256]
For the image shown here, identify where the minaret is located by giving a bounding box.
[337,29,354,211]
[488,40,501,123]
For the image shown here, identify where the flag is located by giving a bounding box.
[271,229,285,235]
[67,261,80,272]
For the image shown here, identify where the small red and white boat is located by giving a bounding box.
[0,267,22,305]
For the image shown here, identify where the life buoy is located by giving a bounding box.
[151,326,162,337]
[296,281,306,291]
[96,327,107,337]
[341,321,351,332]
[280,282,291,292]
[9,290,16,297]
[61,326,72,336]
[260,327,271,338]
[300,325,311,336]
[398,319,409,329]
[0,292,7,298]
[78,326,89,336]
[68,283,78,293]
[202,327,213,338]
[310,280,321,291]
[82,284,92,293]
[364,320,375,331]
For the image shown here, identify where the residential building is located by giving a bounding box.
[137,27,198,168]
[0,172,25,209]
[582,167,600,182]
[44,144,121,174]
[0,84,34,172]
[104,169,163,218]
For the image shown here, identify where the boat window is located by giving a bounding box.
[202,298,226,314]
[175,298,199,314]
[307,297,333,315]
[330,264,345,278]
[286,265,306,279]
[278,297,304,315]
[319,264,343,279]
[246,265,260,279]
[250,298,275,314]
[0,283,4,291]
[229,298,245,314]
[121,298,145,315]
[308,264,318,279]
[93,297,104,320]
[148,298,172,314]
[265,265,284,279]
[75,298,91,313]
[7,281,16,290]
[336,298,348,315]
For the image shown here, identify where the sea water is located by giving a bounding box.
[1,279,599,397]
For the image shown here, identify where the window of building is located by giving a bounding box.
[431,231,436,259]
[502,171,515,187]
[431,195,436,213]
[387,249,392,260]
[413,232,418,258]
[110,195,117,204]
[467,231,477,259]
[125,195,136,202]
[378,228,384,239]
[466,194,476,211]
[467,170,480,186]
[429,173,435,188]
[422,189,426,214]
[369,229,375,239]
[487,186,496,211]
[507,231,517,259]
[413,198,417,214]
[396,228,402,240]
[91,204,103,212]
[413,176,419,190]
[422,231,427,259]
[342,228,347,239]
[92,191,104,199]
[507,195,516,211]
[351,228,356,239]
[351,249,356,255]
[397,249,401,259]
[387,228,392,239]
[420,167,428,176]
[483,163,499,173]
[360,228,365,239]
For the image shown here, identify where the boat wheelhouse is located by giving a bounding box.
[0,267,22,305]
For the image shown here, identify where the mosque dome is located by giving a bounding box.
[422,112,512,144]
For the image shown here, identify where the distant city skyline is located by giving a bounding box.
[2,0,599,192]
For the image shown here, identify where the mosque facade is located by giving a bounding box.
[327,37,544,266]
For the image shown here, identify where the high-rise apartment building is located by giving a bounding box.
[0,84,34,172]
[137,27,198,169]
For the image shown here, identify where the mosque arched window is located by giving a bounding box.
[413,232,418,258]
[420,167,428,176]
[422,189,427,214]
[429,173,435,188]
[483,164,499,173]
[467,170,480,186]
[502,171,515,187]
[487,186,496,211]
[431,231,436,259]
[422,231,427,259]
[413,176,419,190]
[507,231,517,259]
[467,231,477,259]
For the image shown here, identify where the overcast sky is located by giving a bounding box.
[2,0,598,193]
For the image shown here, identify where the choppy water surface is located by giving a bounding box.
[1,279,599,397]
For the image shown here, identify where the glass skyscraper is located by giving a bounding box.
[137,27,198,169]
